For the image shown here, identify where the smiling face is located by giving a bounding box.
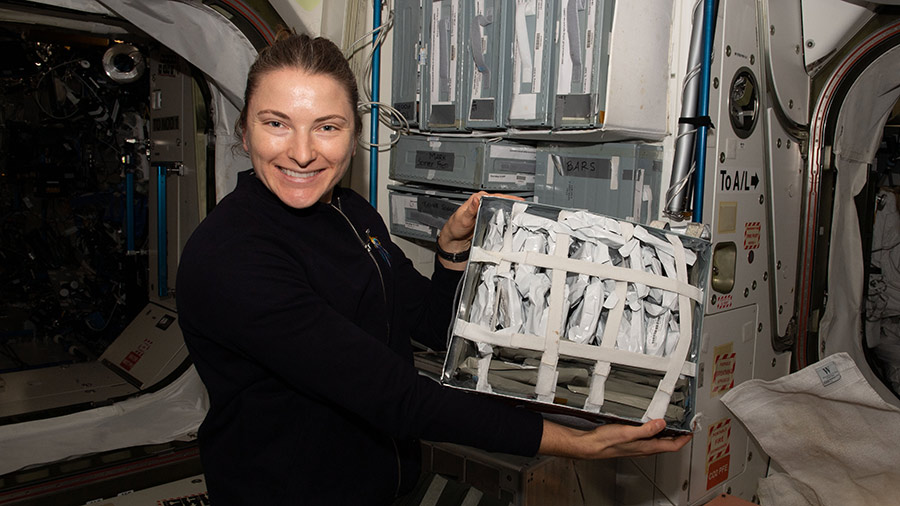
[242,68,357,208]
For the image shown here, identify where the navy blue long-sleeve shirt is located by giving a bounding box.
[176,171,542,505]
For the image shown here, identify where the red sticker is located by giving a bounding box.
[744,221,761,249]
[706,418,732,489]
[118,338,153,371]
[711,345,736,397]
[707,455,731,489]
[715,294,733,310]
[120,352,141,371]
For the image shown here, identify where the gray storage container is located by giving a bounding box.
[551,0,615,129]
[388,184,467,241]
[390,134,537,191]
[391,0,424,127]
[462,0,513,130]
[504,0,557,128]
[389,184,533,241]
[534,142,664,224]
[422,0,466,131]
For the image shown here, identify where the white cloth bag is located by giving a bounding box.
[720,352,900,506]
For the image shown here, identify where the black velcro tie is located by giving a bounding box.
[679,116,715,129]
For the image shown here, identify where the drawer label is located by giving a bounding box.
[415,150,455,172]
[557,156,612,179]
[418,196,460,220]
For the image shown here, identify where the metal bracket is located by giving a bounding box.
[166,162,184,176]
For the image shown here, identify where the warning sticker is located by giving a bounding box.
[743,222,761,249]
[715,294,733,310]
[710,343,736,397]
[706,418,732,490]
[119,338,153,371]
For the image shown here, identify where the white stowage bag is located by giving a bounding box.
[512,227,547,279]
[567,279,605,345]
[470,264,498,329]
[506,205,559,335]
[644,246,665,306]
[496,273,525,334]
[644,300,670,356]
[566,240,605,344]
[468,208,509,331]
[483,207,507,252]
[517,270,552,336]
[559,211,627,250]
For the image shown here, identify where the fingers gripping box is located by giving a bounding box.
[441,198,710,434]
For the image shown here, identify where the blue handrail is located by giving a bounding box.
[156,165,168,297]
[369,1,382,207]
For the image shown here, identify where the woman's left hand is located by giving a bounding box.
[437,192,522,270]
[539,419,692,459]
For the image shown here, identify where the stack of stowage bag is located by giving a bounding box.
[442,198,710,432]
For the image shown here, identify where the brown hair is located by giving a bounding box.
[237,31,362,140]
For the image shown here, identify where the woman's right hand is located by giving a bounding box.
[538,419,692,459]
[437,191,523,270]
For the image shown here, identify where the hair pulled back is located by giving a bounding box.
[238,31,362,139]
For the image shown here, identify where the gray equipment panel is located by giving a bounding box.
[0,362,137,420]
[553,0,615,129]
[390,134,537,191]
[422,0,466,131]
[389,184,533,241]
[147,48,202,303]
[419,440,616,505]
[0,302,185,419]
[388,184,467,241]
[149,49,191,164]
[505,0,557,128]
[462,0,513,130]
[391,0,424,127]
[100,302,188,389]
[534,143,663,224]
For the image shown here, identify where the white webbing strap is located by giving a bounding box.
[643,234,696,421]
[453,319,697,377]
[534,233,571,402]
[476,352,493,393]
[584,361,611,413]
[468,248,703,303]
[558,341,697,376]
[454,320,546,350]
[583,280,627,412]
[453,320,697,377]
[584,222,633,411]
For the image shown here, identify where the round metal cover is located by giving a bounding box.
[728,67,759,139]
[102,43,145,84]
